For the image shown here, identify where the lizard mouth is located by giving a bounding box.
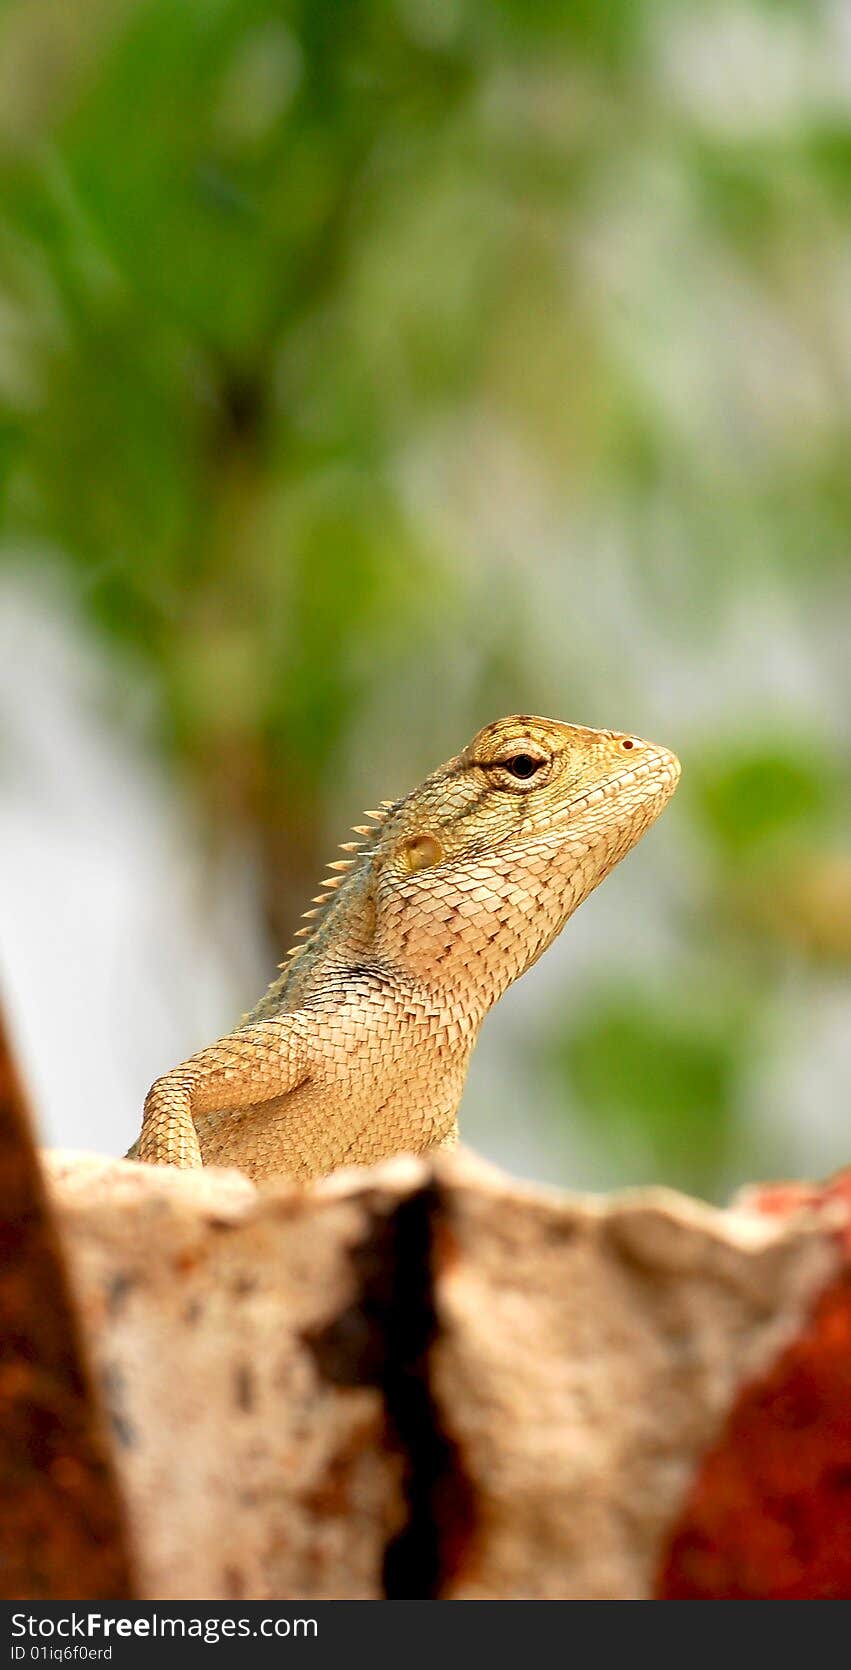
[504,745,681,851]
[563,745,681,819]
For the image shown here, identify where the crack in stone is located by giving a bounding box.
[303,1180,476,1598]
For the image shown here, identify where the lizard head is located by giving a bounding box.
[371,714,681,1000]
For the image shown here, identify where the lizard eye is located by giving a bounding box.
[505,754,542,779]
[481,747,550,787]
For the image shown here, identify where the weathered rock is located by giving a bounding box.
[658,1172,851,1598]
[0,1030,132,1602]
[38,1146,847,1601]
[428,1156,842,1599]
[44,1151,420,1600]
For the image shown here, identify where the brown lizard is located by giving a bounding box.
[132,715,680,1181]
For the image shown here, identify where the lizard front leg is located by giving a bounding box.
[138,1018,309,1168]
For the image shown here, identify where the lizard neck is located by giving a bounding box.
[254,829,593,1027]
[373,838,594,1023]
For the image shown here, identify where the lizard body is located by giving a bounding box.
[134,715,680,1181]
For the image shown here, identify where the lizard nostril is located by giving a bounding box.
[621,738,635,750]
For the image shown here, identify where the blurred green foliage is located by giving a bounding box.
[693,746,834,858]
[0,0,848,1193]
[552,978,753,1194]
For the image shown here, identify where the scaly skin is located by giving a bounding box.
[133,715,680,1181]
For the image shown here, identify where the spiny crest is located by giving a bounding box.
[277,798,397,968]
[239,796,398,1022]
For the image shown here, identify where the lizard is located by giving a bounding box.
[131,714,680,1182]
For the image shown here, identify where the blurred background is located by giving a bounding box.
[0,0,848,1201]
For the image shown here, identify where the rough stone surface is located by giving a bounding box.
[428,1158,842,1599]
[0,1039,132,1602]
[44,1151,417,1601]
[658,1172,851,1598]
[39,1147,846,1601]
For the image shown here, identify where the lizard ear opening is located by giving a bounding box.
[399,833,445,874]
